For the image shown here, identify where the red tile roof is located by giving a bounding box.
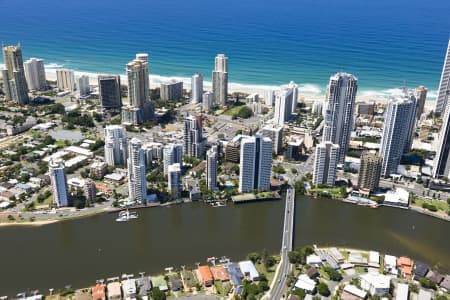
[210,266,230,281]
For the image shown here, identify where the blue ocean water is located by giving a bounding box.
[0,0,449,97]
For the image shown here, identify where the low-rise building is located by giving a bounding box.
[360,273,390,296]
[342,285,367,300]
[226,263,244,286]
[210,266,230,282]
[90,161,108,179]
[239,260,259,281]
[197,265,214,287]
[136,276,152,297]
[91,283,106,300]
[106,282,121,300]
[395,283,409,300]
[294,274,316,293]
[418,289,432,300]
[121,279,136,299]
[397,256,413,279]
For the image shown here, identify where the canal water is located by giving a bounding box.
[0,196,449,295]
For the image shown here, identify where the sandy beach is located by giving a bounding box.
[0,219,58,227]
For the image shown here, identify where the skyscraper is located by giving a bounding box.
[288,81,299,113]
[212,54,228,106]
[206,145,219,191]
[434,39,450,115]
[98,75,122,111]
[2,44,29,104]
[202,91,214,111]
[77,75,90,97]
[49,159,69,207]
[163,144,183,175]
[380,97,417,177]
[160,80,183,101]
[56,69,76,92]
[239,135,273,193]
[121,55,153,125]
[184,114,204,158]
[260,124,283,155]
[415,86,427,120]
[273,87,294,126]
[104,125,128,166]
[168,163,182,199]
[322,73,358,163]
[191,73,203,104]
[358,151,382,193]
[83,179,96,204]
[127,138,147,203]
[312,142,340,186]
[23,58,46,91]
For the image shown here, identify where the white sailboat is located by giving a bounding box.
[115,208,139,222]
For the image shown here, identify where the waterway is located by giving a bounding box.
[0,196,449,295]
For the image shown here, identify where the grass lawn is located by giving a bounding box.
[310,187,346,199]
[413,198,449,212]
[35,195,53,209]
[223,105,245,116]
[254,256,280,284]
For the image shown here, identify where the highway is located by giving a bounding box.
[270,186,295,300]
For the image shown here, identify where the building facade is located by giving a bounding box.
[358,151,382,193]
[288,81,299,113]
[312,142,339,186]
[260,124,283,155]
[168,163,182,199]
[2,44,29,104]
[163,144,183,175]
[77,75,90,97]
[160,80,183,101]
[56,69,76,92]
[322,73,358,163]
[206,145,219,191]
[202,91,214,111]
[184,114,204,158]
[212,54,228,106]
[83,179,96,204]
[104,125,128,166]
[98,75,122,111]
[23,58,46,91]
[435,39,450,115]
[239,135,273,193]
[415,86,427,120]
[49,159,69,207]
[273,87,293,126]
[191,73,203,104]
[127,138,147,203]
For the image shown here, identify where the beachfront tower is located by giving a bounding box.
[49,159,69,207]
[98,75,122,111]
[23,58,46,91]
[434,39,450,115]
[312,141,339,186]
[322,72,358,163]
[415,86,427,120]
[212,54,228,107]
[56,69,76,92]
[288,81,299,113]
[191,73,203,104]
[127,138,147,203]
[104,125,128,166]
[273,86,294,126]
[239,135,273,193]
[2,44,29,104]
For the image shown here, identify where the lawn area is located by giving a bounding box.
[310,187,346,199]
[254,256,280,284]
[413,198,449,213]
[181,270,198,289]
[214,281,232,296]
[223,104,253,119]
[35,195,53,209]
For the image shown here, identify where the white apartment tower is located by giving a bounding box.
[191,73,203,104]
[184,114,203,158]
[260,124,284,155]
[49,159,69,207]
[312,142,340,186]
[202,91,214,111]
[380,96,417,177]
[56,69,76,92]
[206,145,219,191]
[77,75,90,97]
[288,81,299,113]
[212,54,228,106]
[274,86,294,126]
[163,144,183,175]
[2,44,29,104]
[23,58,46,91]
[322,72,358,163]
[434,39,450,115]
[168,163,182,199]
[104,125,128,166]
[239,135,273,193]
[127,138,147,203]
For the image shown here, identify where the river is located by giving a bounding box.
[0,196,448,295]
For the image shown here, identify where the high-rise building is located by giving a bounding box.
[202,91,214,111]
[380,96,417,177]
[83,179,96,204]
[104,125,128,166]
[288,81,299,113]
[127,138,147,203]
[142,142,164,166]
[265,90,275,107]
[415,86,427,120]
[49,159,69,207]
[274,85,294,126]
[23,58,46,91]
[56,69,76,92]
[184,114,204,158]
[168,163,182,199]
[163,144,183,175]
[2,44,29,104]
[98,75,122,111]
[239,135,273,193]
[212,54,228,106]
[312,142,339,186]
[260,124,283,155]
[191,73,203,104]
[160,80,183,101]
[121,55,153,125]
[434,39,450,115]
[77,75,90,97]
[312,101,323,116]
[358,151,382,193]
[206,145,219,191]
[322,72,358,163]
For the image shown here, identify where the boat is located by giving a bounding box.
[115,209,139,222]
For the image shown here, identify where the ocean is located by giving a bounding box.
[0,0,449,99]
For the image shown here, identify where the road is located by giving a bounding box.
[270,187,295,300]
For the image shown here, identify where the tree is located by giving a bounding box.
[264,256,276,269]
[323,266,342,281]
[317,282,330,296]
[150,287,166,300]
[419,277,436,290]
[246,252,261,264]
[292,288,306,299]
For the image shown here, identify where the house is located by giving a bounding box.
[397,257,413,279]
[426,270,443,284]
[418,289,431,300]
[395,283,409,300]
[360,273,390,296]
[210,266,230,282]
[305,267,320,279]
[239,260,260,281]
[135,276,152,297]
[197,265,214,287]
[226,263,244,286]
[384,255,398,275]
[342,285,367,300]
[440,275,450,292]
[169,276,183,292]
[294,274,316,293]
[106,282,121,300]
[91,283,106,300]
[413,261,429,281]
[369,251,380,268]
[288,295,300,300]
[306,254,322,266]
[349,252,368,266]
[151,275,168,292]
[328,247,345,263]
[121,279,136,299]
